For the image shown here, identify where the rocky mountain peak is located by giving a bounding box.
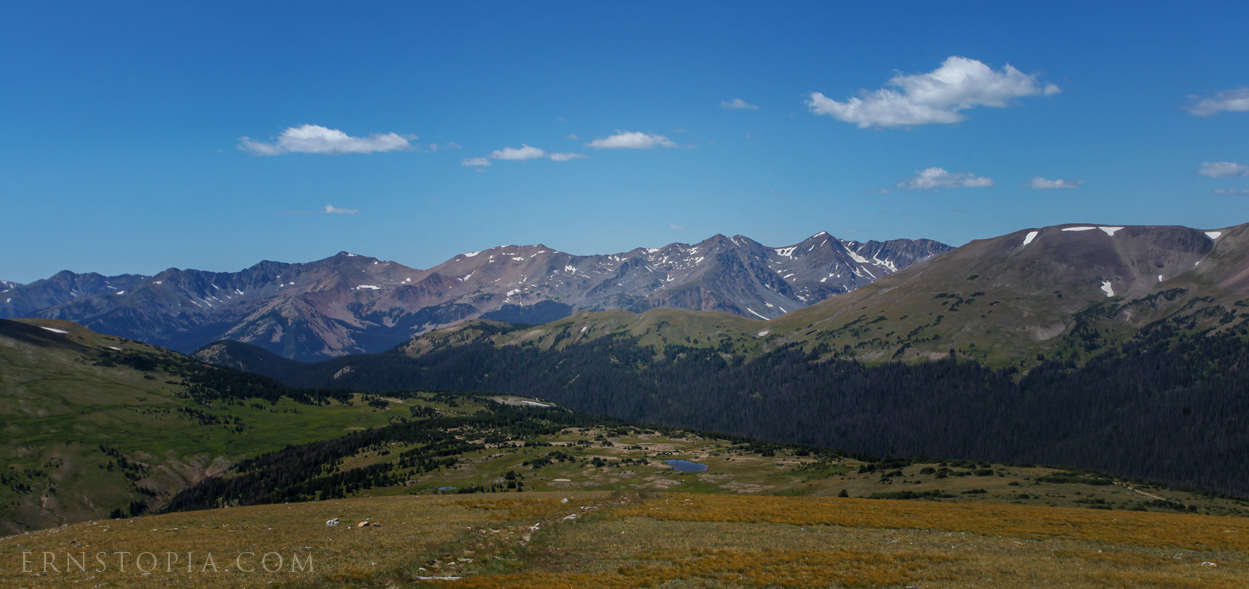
[2,231,951,360]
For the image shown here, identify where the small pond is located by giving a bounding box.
[666,459,708,473]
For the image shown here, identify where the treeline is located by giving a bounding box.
[93,345,355,406]
[163,396,631,512]
[232,321,1249,498]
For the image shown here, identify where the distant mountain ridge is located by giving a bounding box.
[380,222,1249,368]
[192,221,1249,498]
[0,233,950,360]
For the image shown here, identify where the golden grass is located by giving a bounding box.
[4,491,1247,588]
[611,493,1249,553]
[434,549,949,589]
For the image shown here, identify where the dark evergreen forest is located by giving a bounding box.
[163,397,801,512]
[212,325,1249,498]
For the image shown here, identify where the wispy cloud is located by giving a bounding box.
[277,204,359,215]
[807,56,1059,129]
[239,124,414,155]
[899,167,994,190]
[462,145,587,166]
[1214,188,1249,195]
[669,224,685,230]
[1024,177,1083,189]
[587,131,677,149]
[1185,88,1249,117]
[490,145,547,161]
[864,188,891,195]
[1198,161,1249,178]
[721,98,759,110]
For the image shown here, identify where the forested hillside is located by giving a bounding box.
[200,311,1249,498]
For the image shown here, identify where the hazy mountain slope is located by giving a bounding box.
[0,271,149,318]
[2,234,948,361]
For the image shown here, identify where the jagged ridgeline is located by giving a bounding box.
[0,233,949,361]
[197,223,1249,498]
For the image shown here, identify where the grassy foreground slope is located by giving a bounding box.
[0,319,400,534]
[2,491,1247,588]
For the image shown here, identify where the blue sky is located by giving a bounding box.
[3,1,1247,283]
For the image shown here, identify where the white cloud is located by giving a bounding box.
[899,167,994,190]
[587,131,677,149]
[1198,161,1249,178]
[1214,188,1249,195]
[239,124,414,155]
[490,144,547,161]
[463,145,586,166]
[1024,177,1083,189]
[807,56,1060,128]
[276,204,360,215]
[669,224,685,230]
[1185,88,1249,117]
[721,98,759,110]
[865,188,890,195]
[565,134,580,140]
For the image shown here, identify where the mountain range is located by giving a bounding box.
[246,222,1242,371]
[0,233,949,361]
[193,221,1249,497]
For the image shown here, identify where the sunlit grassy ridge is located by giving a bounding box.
[0,318,400,533]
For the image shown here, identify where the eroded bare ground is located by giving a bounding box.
[2,491,1246,589]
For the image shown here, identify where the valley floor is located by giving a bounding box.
[2,491,1246,588]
